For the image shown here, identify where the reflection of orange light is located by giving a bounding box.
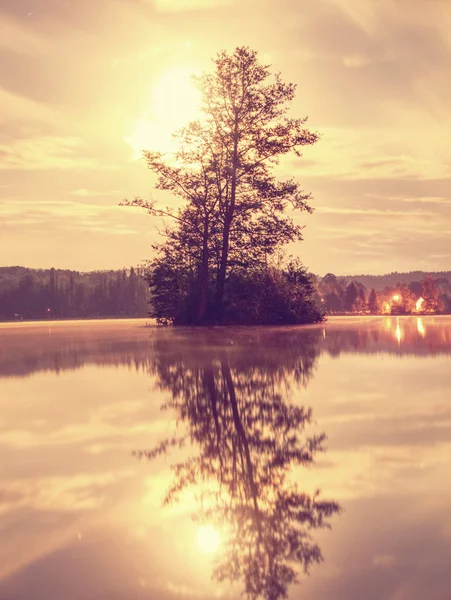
[417,318,426,337]
[415,297,424,312]
[395,320,402,344]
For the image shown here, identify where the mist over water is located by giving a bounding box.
[0,317,450,600]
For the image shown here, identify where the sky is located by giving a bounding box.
[0,0,450,276]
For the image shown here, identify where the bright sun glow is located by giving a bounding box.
[197,524,221,554]
[125,66,202,158]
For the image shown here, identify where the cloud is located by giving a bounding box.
[0,199,115,217]
[316,207,437,217]
[0,199,142,240]
[365,194,451,206]
[0,136,100,170]
[0,471,134,515]
[70,188,122,197]
[153,0,233,11]
[0,88,60,134]
[342,54,373,68]
[430,253,450,259]
[0,12,46,55]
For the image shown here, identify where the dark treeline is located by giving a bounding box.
[2,265,450,321]
[0,266,149,321]
[340,270,451,292]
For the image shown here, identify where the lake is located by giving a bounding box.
[0,316,450,600]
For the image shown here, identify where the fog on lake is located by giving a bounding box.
[0,316,450,600]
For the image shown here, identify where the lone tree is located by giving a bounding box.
[122,47,320,325]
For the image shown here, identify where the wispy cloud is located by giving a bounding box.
[153,0,233,12]
[71,188,122,197]
[0,136,99,170]
[0,471,134,514]
[0,199,138,236]
[0,13,47,55]
[316,206,437,217]
[364,193,451,206]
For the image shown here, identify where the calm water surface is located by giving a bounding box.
[0,317,450,600]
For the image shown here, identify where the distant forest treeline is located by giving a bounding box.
[340,271,451,292]
[0,266,149,321]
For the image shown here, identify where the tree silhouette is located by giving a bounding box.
[135,329,340,600]
[122,47,319,325]
[368,288,379,314]
[422,276,439,312]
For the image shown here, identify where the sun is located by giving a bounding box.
[196,524,221,554]
[125,66,202,158]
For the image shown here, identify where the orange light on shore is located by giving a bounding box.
[415,297,424,312]
[392,294,400,302]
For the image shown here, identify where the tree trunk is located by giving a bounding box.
[215,116,239,322]
[214,216,231,322]
[197,214,209,323]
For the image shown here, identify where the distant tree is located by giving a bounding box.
[399,284,415,313]
[321,273,339,289]
[21,273,39,316]
[422,277,439,313]
[408,280,423,297]
[440,293,451,314]
[368,288,379,314]
[354,283,368,312]
[323,292,342,312]
[344,282,359,312]
[318,273,346,313]
[320,273,344,297]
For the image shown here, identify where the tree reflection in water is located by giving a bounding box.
[135,330,340,600]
